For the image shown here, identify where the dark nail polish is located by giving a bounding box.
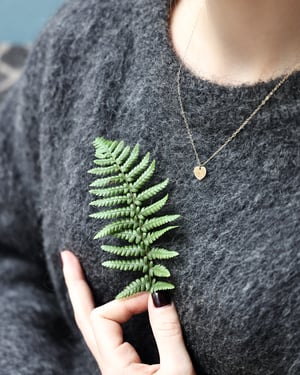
[151,291,172,308]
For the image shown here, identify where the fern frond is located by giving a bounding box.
[93,158,114,166]
[107,139,119,152]
[90,195,128,207]
[102,259,146,272]
[93,139,118,160]
[88,136,180,299]
[151,265,171,277]
[101,244,146,257]
[152,281,175,293]
[93,137,115,150]
[144,226,178,246]
[93,139,116,155]
[94,147,113,160]
[93,219,135,239]
[122,143,140,173]
[139,194,168,218]
[116,276,150,299]
[89,207,132,220]
[141,214,180,232]
[147,248,179,260]
[111,140,125,159]
[88,165,120,176]
[113,230,143,244]
[89,175,124,188]
[132,160,156,191]
[128,152,150,180]
[136,178,169,202]
[116,145,131,164]
[89,185,127,198]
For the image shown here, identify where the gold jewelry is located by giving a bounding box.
[176,11,300,181]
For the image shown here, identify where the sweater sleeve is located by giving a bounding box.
[0,19,91,375]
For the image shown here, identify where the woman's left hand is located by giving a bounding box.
[61,250,196,375]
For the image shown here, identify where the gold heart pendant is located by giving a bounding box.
[194,165,207,181]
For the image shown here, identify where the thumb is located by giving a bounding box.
[148,291,195,374]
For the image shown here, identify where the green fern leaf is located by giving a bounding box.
[89,207,132,220]
[133,160,156,191]
[101,244,146,257]
[93,158,114,166]
[148,248,179,260]
[122,144,140,172]
[89,185,126,198]
[107,139,119,151]
[93,138,116,154]
[88,137,181,299]
[144,225,178,246]
[136,178,169,202]
[113,230,143,244]
[111,140,125,158]
[88,165,120,176]
[141,214,180,231]
[139,194,168,218]
[151,265,171,277]
[94,147,113,160]
[93,137,115,151]
[93,219,135,239]
[116,145,131,164]
[116,276,150,299]
[102,259,146,272]
[152,281,175,293]
[128,152,150,180]
[90,195,128,207]
[89,175,125,188]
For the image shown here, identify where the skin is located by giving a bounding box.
[61,250,196,375]
[170,0,300,85]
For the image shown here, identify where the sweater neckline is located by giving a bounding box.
[158,0,300,99]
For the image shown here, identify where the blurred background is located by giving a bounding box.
[0,0,64,101]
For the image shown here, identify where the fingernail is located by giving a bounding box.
[151,291,172,308]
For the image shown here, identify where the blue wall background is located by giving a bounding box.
[0,0,64,43]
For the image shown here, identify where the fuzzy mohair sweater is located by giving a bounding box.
[0,0,300,374]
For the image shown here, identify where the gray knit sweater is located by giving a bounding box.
[0,1,299,374]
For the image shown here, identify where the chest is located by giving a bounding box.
[40,82,300,374]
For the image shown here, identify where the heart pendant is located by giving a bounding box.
[194,165,207,181]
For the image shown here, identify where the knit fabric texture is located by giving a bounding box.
[0,0,299,374]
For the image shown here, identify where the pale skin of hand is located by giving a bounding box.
[61,250,196,375]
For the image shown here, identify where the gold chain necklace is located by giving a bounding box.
[176,10,300,181]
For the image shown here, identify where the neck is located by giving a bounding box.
[170,0,300,85]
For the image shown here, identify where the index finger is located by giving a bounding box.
[61,250,99,359]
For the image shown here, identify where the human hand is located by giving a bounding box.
[61,250,196,375]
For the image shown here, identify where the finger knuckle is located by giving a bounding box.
[155,320,182,339]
